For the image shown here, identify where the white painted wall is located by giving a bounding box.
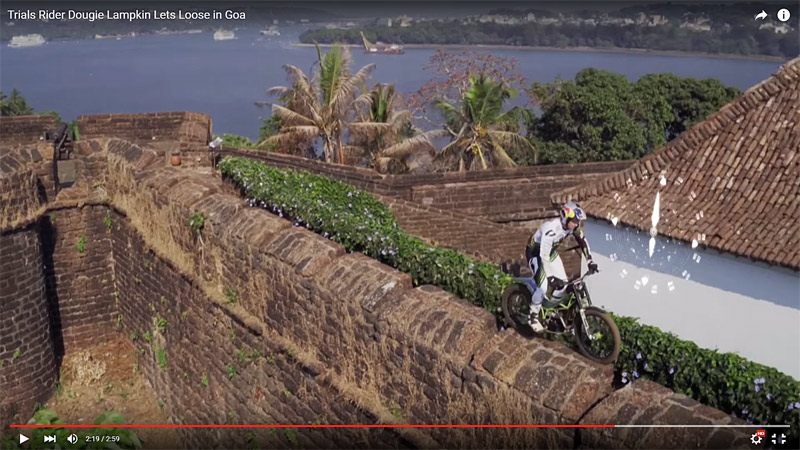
[581,219,800,379]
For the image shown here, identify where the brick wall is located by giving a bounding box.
[218,148,631,222]
[42,206,118,353]
[0,115,58,145]
[1,161,45,230]
[1,144,58,204]
[77,112,212,145]
[0,225,57,434]
[409,175,608,221]
[380,194,530,265]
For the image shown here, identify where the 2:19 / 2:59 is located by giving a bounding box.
[85,435,121,443]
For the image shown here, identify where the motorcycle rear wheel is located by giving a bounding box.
[574,307,620,364]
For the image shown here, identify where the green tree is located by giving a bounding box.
[216,133,255,148]
[529,70,664,163]
[526,68,737,164]
[262,44,378,164]
[634,74,741,140]
[0,89,34,116]
[432,74,534,171]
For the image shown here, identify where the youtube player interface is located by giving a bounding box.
[0,1,798,449]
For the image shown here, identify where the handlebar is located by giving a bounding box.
[567,268,599,285]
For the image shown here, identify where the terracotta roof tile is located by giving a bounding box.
[553,57,800,271]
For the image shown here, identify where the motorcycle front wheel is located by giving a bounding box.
[574,307,621,364]
[501,283,533,333]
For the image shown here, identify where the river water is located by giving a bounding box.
[1,26,785,141]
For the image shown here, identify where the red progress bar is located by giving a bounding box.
[12,424,615,428]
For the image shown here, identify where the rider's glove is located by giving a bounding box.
[588,260,599,273]
[547,276,566,290]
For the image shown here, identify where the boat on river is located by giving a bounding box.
[360,32,404,55]
[213,30,236,41]
[8,34,46,47]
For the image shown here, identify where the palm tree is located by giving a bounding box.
[261,44,383,165]
[432,74,536,171]
[349,83,434,173]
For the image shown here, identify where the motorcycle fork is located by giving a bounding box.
[575,292,594,340]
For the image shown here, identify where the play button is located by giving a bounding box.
[19,434,29,444]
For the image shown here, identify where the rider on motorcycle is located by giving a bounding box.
[525,201,598,332]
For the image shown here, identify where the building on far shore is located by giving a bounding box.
[680,17,712,32]
[760,22,792,34]
[553,57,800,378]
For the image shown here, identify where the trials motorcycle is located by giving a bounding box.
[501,246,621,364]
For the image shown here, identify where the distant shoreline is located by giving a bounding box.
[291,42,788,63]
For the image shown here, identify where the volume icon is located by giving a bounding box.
[67,434,78,444]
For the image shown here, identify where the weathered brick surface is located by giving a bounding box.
[0,226,57,434]
[579,381,751,449]
[471,330,615,420]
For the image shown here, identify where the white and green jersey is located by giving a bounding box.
[529,218,592,280]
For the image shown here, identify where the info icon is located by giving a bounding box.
[777,9,791,22]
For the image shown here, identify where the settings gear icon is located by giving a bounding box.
[751,433,763,445]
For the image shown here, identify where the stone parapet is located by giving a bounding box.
[77,112,211,145]
[0,115,58,145]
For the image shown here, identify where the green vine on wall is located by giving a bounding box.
[225,288,239,305]
[76,235,87,253]
[103,212,113,233]
[156,348,167,369]
[189,211,205,235]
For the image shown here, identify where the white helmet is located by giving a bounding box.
[560,201,586,228]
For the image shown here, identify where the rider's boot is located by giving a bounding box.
[528,303,545,333]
